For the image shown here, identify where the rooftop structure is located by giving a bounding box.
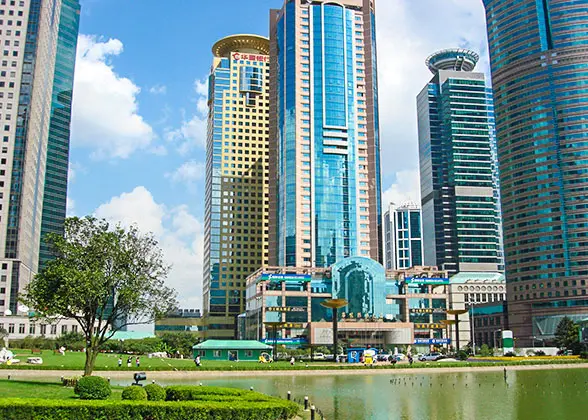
[425,48,479,74]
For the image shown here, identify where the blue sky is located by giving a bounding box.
[69,0,491,307]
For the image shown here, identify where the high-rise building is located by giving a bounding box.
[269,0,382,269]
[0,0,80,316]
[202,35,270,338]
[482,0,588,344]
[417,48,503,275]
[384,201,424,270]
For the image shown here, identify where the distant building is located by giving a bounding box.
[417,48,503,275]
[0,315,82,340]
[155,308,203,335]
[384,202,424,270]
[269,0,383,268]
[201,34,270,339]
[0,0,81,317]
[482,0,588,346]
[448,272,506,348]
[244,256,450,352]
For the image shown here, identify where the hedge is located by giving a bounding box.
[73,376,111,400]
[0,398,300,420]
[121,386,147,401]
[144,383,166,401]
[165,385,271,402]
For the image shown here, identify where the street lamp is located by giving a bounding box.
[320,299,348,358]
[263,321,285,361]
[446,309,468,352]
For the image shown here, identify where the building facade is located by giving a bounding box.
[482,0,588,345]
[202,35,270,338]
[269,0,382,268]
[0,0,80,316]
[154,308,202,335]
[384,201,424,270]
[0,314,82,340]
[448,272,506,348]
[244,257,450,352]
[417,48,503,275]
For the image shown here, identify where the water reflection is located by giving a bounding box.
[117,369,587,420]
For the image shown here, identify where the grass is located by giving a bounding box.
[1,349,586,371]
[0,379,124,400]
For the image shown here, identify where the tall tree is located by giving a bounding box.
[554,317,579,350]
[23,217,178,376]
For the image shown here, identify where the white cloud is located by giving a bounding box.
[382,169,421,209]
[148,84,167,95]
[165,78,208,154]
[376,0,489,205]
[165,160,205,190]
[71,34,156,159]
[66,197,76,217]
[95,187,203,308]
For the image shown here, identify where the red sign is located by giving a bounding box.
[232,52,269,63]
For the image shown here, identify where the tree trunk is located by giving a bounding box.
[84,346,99,376]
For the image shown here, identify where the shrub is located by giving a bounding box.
[479,344,493,357]
[165,386,271,402]
[504,352,516,357]
[73,376,111,400]
[144,383,166,401]
[580,351,588,360]
[534,350,546,356]
[122,386,148,401]
[456,350,469,361]
[0,398,300,420]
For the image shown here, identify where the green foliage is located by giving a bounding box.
[144,384,166,401]
[580,351,588,360]
[554,317,580,350]
[159,332,199,356]
[479,344,493,357]
[456,350,469,361]
[0,398,300,420]
[121,386,147,401]
[165,386,267,402]
[23,216,178,375]
[73,376,111,400]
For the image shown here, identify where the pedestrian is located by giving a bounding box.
[135,357,140,368]
[118,357,122,368]
[195,355,201,367]
[408,354,414,366]
[127,356,132,368]
[290,356,295,366]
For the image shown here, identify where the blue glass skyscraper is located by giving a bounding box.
[483,0,588,345]
[269,0,382,268]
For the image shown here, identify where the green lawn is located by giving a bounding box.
[1,349,586,371]
[0,379,123,400]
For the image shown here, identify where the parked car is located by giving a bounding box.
[419,352,443,362]
[313,353,326,360]
[376,354,389,362]
[324,354,335,361]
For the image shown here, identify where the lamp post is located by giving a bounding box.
[446,309,468,352]
[320,299,348,358]
[469,302,477,356]
[263,322,285,361]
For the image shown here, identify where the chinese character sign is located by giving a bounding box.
[232,52,269,63]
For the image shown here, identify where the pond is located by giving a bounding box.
[128,368,588,420]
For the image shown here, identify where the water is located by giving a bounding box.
[135,368,588,420]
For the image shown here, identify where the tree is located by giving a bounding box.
[554,317,579,350]
[23,216,178,376]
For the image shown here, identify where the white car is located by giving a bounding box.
[419,352,443,362]
[313,353,325,360]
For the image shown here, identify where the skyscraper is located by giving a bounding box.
[202,35,270,338]
[417,48,502,275]
[269,0,382,269]
[0,0,80,316]
[482,0,588,344]
[384,201,424,270]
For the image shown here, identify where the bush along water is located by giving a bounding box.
[73,376,111,400]
[144,383,166,401]
[121,386,148,401]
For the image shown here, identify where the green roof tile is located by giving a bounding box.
[450,272,505,284]
[193,340,272,350]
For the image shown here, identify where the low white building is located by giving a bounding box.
[0,315,82,340]
[448,272,506,348]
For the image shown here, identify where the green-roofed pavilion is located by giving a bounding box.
[193,340,272,361]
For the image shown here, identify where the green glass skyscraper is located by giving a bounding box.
[39,0,81,268]
[0,0,80,316]
[417,49,503,275]
[483,0,588,345]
